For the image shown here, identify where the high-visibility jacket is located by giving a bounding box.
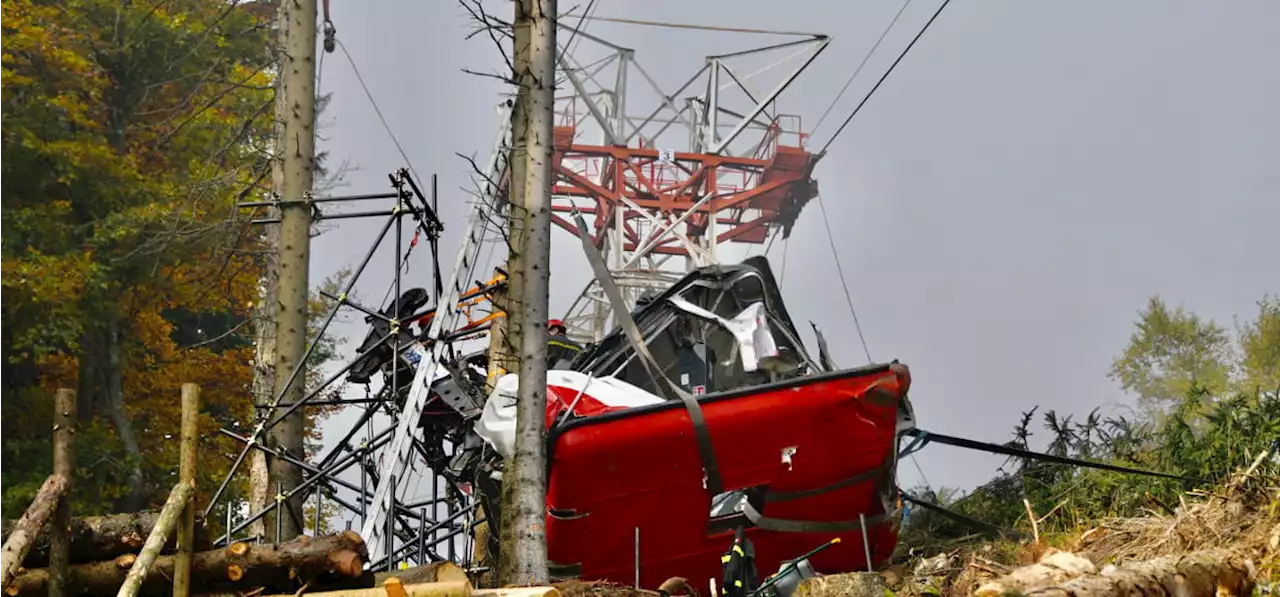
[721,527,758,597]
[547,333,583,368]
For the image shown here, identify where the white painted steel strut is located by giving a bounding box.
[360,101,514,561]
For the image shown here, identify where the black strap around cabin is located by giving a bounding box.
[902,428,1209,485]
[741,501,892,534]
[900,492,1018,540]
[570,209,725,497]
[740,454,897,533]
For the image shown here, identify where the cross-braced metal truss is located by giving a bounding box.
[548,18,830,341]
[210,134,513,572]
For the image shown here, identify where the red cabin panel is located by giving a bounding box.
[545,364,908,589]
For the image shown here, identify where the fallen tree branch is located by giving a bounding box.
[0,475,69,590]
[118,481,194,597]
[8,532,368,596]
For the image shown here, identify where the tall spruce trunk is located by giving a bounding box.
[264,0,319,541]
[505,0,556,585]
[496,0,532,584]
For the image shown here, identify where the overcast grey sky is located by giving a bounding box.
[308,0,1278,494]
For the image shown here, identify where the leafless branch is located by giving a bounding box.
[458,0,518,87]
[181,317,252,349]
[461,68,520,86]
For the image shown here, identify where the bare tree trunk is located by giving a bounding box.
[496,0,533,585]
[506,0,557,586]
[496,0,534,584]
[103,318,146,512]
[248,227,279,540]
[266,0,319,542]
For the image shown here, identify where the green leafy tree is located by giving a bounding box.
[1236,295,1280,394]
[1109,297,1233,412]
[902,293,1280,554]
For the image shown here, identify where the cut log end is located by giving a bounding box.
[227,542,250,557]
[338,531,364,548]
[116,554,137,569]
[227,564,244,582]
[384,577,407,597]
[328,550,364,578]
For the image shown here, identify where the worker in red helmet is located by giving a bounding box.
[546,318,582,369]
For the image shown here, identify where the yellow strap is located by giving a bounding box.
[734,581,743,588]
[733,545,745,555]
[721,555,732,563]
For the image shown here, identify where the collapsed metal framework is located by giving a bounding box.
[209,99,516,572]
[205,16,834,574]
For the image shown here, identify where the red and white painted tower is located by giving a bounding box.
[546,17,831,340]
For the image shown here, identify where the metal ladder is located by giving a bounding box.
[361,100,514,560]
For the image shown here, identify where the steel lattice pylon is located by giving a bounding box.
[549,17,830,341]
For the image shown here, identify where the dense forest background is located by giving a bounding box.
[0,0,351,526]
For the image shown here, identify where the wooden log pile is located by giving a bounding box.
[7,531,370,596]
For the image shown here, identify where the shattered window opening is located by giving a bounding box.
[579,260,817,401]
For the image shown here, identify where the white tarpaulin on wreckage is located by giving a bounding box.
[475,370,664,460]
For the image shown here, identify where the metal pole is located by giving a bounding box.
[237,191,400,207]
[430,472,439,558]
[447,486,456,562]
[225,506,233,545]
[251,207,427,224]
[313,487,322,536]
[419,507,428,565]
[266,0,319,543]
[431,174,441,301]
[859,513,873,571]
[360,448,368,529]
[634,527,641,589]
[275,482,283,544]
[386,474,396,570]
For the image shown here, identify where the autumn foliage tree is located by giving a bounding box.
[1,0,284,518]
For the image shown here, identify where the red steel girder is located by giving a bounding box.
[550,139,817,256]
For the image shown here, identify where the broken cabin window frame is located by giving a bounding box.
[589,270,820,397]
